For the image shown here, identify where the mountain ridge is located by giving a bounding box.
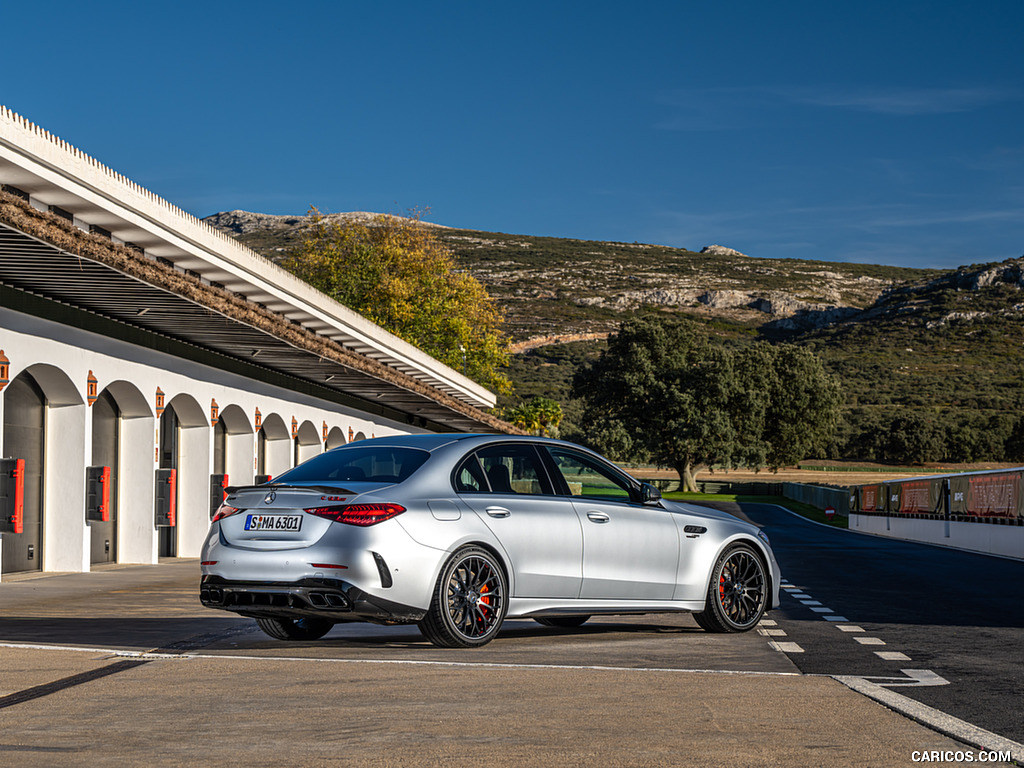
[203,209,1024,463]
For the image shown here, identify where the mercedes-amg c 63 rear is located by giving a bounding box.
[200,434,780,647]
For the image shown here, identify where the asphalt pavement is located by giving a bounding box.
[0,556,1012,766]
[713,501,1024,747]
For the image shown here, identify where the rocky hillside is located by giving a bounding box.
[205,209,935,341]
[204,210,1024,463]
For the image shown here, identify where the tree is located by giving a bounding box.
[504,396,563,437]
[282,209,512,394]
[752,344,842,468]
[1006,415,1024,462]
[572,316,841,491]
[880,412,946,464]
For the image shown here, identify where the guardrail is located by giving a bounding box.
[848,467,1024,560]
[641,479,783,496]
[782,482,849,516]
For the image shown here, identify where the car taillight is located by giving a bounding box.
[304,503,406,527]
[212,504,241,523]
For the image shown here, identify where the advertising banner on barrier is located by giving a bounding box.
[950,475,970,515]
[898,480,931,514]
[860,484,881,512]
[966,472,1024,519]
[854,470,1024,520]
[885,483,901,514]
[928,477,947,516]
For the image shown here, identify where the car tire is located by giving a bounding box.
[534,616,590,628]
[255,617,334,641]
[419,546,508,648]
[692,543,768,633]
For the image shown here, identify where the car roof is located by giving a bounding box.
[335,433,485,452]
[340,433,605,455]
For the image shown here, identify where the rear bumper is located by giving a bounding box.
[199,575,426,624]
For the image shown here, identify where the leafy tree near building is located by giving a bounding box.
[504,396,564,436]
[283,209,512,394]
[572,316,841,491]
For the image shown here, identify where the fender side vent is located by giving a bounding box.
[372,552,393,588]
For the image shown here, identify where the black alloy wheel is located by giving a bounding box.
[692,544,767,633]
[419,547,508,648]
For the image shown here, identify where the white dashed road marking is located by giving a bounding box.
[768,641,805,653]
[876,651,912,661]
[853,637,886,646]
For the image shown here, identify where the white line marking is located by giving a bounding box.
[810,607,832,613]
[0,642,801,677]
[800,600,822,606]
[758,619,778,627]
[769,641,805,653]
[876,651,911,661]
[822,616,848,622]
[757,629,787,637]
[854,637,886,646]
[836,625,865,632]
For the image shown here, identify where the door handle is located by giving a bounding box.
[587,512,610,523]
[485,506,511,518]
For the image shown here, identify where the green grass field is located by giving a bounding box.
[664,492,849,528]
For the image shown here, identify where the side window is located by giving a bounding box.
[475,444,552,496]
[547,449,635,502]
[453,453,487,493]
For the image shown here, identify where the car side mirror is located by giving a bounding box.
[640,482,662,505]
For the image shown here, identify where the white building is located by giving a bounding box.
[0,106,511,578]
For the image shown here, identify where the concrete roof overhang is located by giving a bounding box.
[0,107,514,434]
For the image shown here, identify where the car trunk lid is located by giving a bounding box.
[216,482,399,550]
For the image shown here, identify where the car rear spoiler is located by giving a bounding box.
[224,484,355,496]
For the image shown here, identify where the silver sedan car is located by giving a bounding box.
[200,434,780,647]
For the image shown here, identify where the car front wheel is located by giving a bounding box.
[419,547,508,648]
[692,544,768,633]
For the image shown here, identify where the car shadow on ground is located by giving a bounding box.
[0,616,250,651]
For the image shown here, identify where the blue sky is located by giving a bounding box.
[2,1,1021,269]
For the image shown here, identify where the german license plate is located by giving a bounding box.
[244,514,302,532]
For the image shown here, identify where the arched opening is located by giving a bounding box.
[294,420,320,466]
[354,431,367,442]
[326,426,346,450]
[158,406,180,558]
[2,372,45,573]
[90,389,119,564]
[99,381,153,565]
[2,363,85,574]
[218,405,253,487]
[258,413,291,479]
[159,394,209,559]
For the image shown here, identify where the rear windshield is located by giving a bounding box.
[273,446,429,485]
